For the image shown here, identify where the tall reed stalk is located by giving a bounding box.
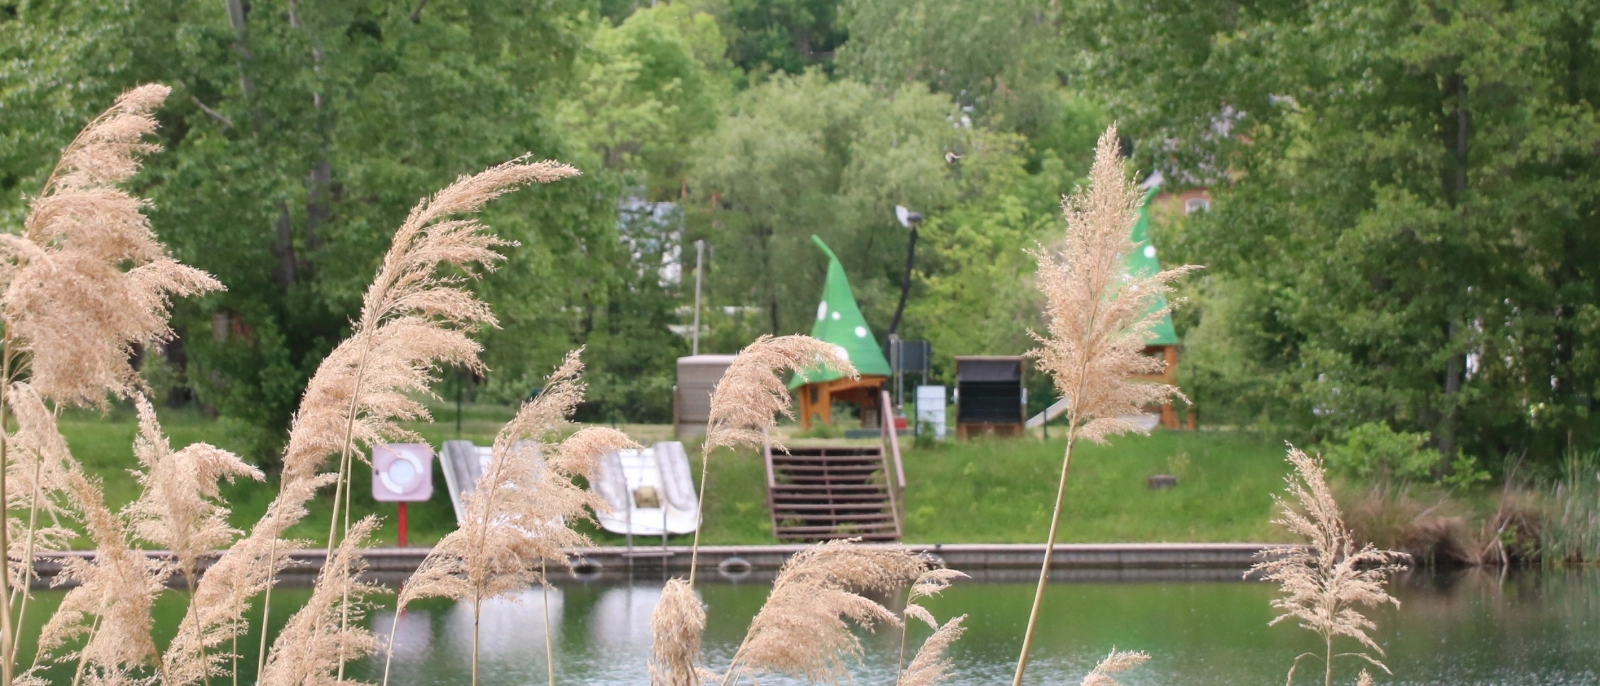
[388,351,634,686]
[686,334,854,584]
[1250,445,1407,686]
[164,157,576,686]
[1011,125,1194,686]
[0,83,221,686]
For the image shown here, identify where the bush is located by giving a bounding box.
[1324,422,1441,482]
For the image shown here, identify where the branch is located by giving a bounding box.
[409,0,429,23]
[190,96,234,129]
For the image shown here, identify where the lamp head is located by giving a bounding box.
[895,205,923,229]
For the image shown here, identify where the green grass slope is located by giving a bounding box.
[52,404,1291,548]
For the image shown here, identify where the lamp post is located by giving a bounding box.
[888,205,922,338]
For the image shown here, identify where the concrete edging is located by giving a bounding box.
[32,542,1287,587]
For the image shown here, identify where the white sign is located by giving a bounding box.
[915,385,947,440]
[372,443,434,502]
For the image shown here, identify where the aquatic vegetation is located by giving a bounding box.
[1251,445,1408,686]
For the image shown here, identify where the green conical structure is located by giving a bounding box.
[1130,186,1179,346]
[789,235,893,389]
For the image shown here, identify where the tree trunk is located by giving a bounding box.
[273,200,297,288]
[305,159,332,253]
[1438,72,1469,458]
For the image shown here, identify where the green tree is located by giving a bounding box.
[556,3,733,198]
[688,70,1026,345]
[838,0,1103,173]
[1075,0,1600,467]
[0,0,673,459]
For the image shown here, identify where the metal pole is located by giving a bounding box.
[692,239,705,356]
[887,224,918,337]
[397,502,408,548]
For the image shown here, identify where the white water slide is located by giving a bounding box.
[592,442,700,537]
[438,439,699,536]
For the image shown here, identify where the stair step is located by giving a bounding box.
[773,513,891,521]
[772,462,881,470]
[771,452,882,460]
[774,523,898,533]
[768,486,883,492]
[771,498,896,511]
[772,494,891,503]
[775,449,883,457]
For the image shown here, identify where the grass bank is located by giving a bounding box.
[57,403,1292,548]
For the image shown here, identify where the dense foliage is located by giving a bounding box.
[1071,0,1600,471]
[4,0,1596,473]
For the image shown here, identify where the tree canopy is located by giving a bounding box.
[3,0,1595,472]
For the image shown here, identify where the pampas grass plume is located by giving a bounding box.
[257,517,381,686]
[162,476,328,686]
[27,398,166,684]
[899,615,966,686]
[725,539,926,683]
[1249,445,1408,685]
[4,383,76,586]
[280,156,579,484]
[1079,648,1150,686]
[1030,124,1197,444]
[400,351,635,608]
[126,394,262,588]
[650,578,708,686]
[5,83,222,407]
[702,335,855,454]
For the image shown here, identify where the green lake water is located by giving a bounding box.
[17,568,1600,685]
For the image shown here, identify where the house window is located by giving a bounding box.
[1184,198,1211,214]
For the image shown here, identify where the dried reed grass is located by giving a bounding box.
[1079,649,1149,686]
[702,335,856,455]
[1250,445,1408,686]
[161,476,327,686]
[392,351,635,686]
[718,539,927,684]
[650,579,708,686]
[4,384,75,596]
[1029,125,1196,447]
[23,399,167,686]
[684,334,853,585]
[896,568,966,685]
[1013,124,1197,686]
[1,84,220,686]
[126,394,262,590]
[899,615,966,686]
[3,83,221,407]
[257,517,380,686]
[165,157,578,682]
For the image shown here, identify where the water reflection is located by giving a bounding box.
[371,588,563,684]
[20,569,1598,685]
[337,568,1600,686]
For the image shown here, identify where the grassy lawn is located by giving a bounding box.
[52,403,1293,548]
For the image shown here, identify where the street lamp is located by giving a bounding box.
[888,205,922,337]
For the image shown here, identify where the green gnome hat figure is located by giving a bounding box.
[791,235,893,390]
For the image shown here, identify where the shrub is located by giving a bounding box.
[1324,422,1440,482]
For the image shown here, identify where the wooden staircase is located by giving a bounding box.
[764,444,902,541]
